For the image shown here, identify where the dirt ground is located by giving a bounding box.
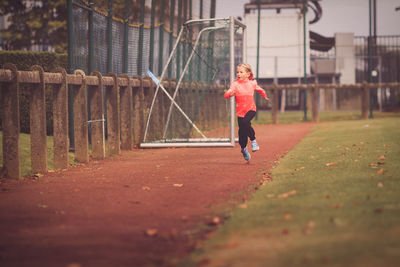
[0,123,313,267]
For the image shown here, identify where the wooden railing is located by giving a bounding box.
[263,82,400,124]
[0,63,399,179]
[0,64,224,179]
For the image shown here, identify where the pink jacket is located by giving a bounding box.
[224,79,267,117]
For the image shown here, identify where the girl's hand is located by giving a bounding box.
[265,96,270,101]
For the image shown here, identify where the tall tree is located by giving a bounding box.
[0,0,67,53]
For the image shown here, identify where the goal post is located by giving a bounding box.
[141,17,246,148]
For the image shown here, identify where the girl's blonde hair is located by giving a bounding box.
[237,63,254,80]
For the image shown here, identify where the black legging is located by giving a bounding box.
[237,110,256,149]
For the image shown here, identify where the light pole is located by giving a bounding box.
[303,0,308,121]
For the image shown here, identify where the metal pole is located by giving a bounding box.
[369,0,376,118]
[188,0,193,80]
[229,16,235,146]
[67,0,75,148]
[149,0,156,72]
[138,0,145,76]
[198,0,203,82]
[158,0,166,75]
[168,0,175,78]
[88,0,94,73]
[303,0,308,121]
[107,0,113,73]
[123,0,130,73]
[368,0,373,118]
[177,0,182,78]
[255,0,261,120]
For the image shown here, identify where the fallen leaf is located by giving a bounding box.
[331,203,343,208]
[239,203,248,209]
[283,214,292,221]
[383,144,389,147]
[209,216,221,226]
[295,166,305,171]
[282,229,289,235]
[145,228,158,236]
[378,155,386,160]
[173,184,184,187]
[263,173,273,181]
[377,169,385,175]
[326,162,337,167]
[278,190,297,198]
[142,186,151,190]
[370,163,378,168]
[377,182,384,188]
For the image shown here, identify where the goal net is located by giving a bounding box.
[141,17,246,148]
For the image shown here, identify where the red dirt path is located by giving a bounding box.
[0,123,313,267]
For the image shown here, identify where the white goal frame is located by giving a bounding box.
[141,17,246,148]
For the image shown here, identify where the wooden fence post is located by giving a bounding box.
[2,64,21,179]
[271,83,279,124]
[89,71,105,159]
[361,82,370,119]
[29,65,47,174]
[120,74,133,150]
[312,84,320,123]
[73,70,89,163]
[106,72,121,155]
[53,68,69,169]
[132,76,144,146]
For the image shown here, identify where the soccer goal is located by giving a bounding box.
[141,17,246,148]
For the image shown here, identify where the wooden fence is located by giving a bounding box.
[263,82,399,124]
[0,64,399,179]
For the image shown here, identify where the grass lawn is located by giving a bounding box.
[0,132,76,177]
[181,116,400,267]
[254,110,400,125]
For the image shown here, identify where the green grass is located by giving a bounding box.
[0,132,76,177]
[254,110,400,125]
[181,117,400,267]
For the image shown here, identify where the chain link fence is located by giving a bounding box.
[69,0,215,77]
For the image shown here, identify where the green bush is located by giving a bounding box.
[0,51,68,134]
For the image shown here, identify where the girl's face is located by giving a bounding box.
[236,66,250,81]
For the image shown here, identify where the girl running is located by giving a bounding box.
[224,63,269,161]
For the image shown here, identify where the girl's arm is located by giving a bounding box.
[254,82,269,101]
[224,84,236,99]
